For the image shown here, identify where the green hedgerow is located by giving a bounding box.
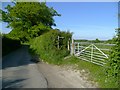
[30,29,72,65]
[106,28,120,88]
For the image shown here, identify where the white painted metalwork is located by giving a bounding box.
[72,42,110,66]
[92,44,108,58]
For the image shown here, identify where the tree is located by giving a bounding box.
[0,2,60,42]
[94,38,100,43]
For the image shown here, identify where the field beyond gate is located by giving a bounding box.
[73,42,115,66]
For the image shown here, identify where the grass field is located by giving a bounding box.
[75,42,114,54]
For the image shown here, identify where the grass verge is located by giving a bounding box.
[60,56,118,88]
[29,46,118,88]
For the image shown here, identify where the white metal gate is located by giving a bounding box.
[71,41,110,66]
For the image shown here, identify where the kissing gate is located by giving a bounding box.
[70,39,109,66]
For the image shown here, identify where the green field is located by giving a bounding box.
[74,42,115,66]
[74,42,114,55]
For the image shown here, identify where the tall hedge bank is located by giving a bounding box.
[30,29,72,64]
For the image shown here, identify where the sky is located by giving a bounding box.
[0,2,118,40]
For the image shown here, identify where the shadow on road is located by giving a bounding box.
[2,78,27,88]
[2,45,47,88]
[2,45,33,69]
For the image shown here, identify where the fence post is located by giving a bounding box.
[78,43,79,53]
[57,36,59,49]
[91,44,93,62]
[71,38,74,55]
[68,38,70,51]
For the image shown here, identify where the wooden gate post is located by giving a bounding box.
[68,39,70,51]
[71,38,74,55]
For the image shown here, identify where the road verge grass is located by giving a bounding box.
[60,56,118,88]
[28,30,118,88]
[29,46,118,88]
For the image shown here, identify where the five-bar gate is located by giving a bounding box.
[71,41,109,66]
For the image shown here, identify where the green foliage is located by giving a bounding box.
[74,39,106,43]
[61,56,118,88]
[106,28,120,88]
[74,39,88,42]
[1,2,60,41]
[107,36,116,44]
[2,35,21,56]
[6,30,30,43]
[0,32,2,37]
[28,23,51,39]
[30,29,72,65]
[94,38,100,43]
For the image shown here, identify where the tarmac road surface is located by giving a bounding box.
[2,45,47,88]
[2,45,97,89]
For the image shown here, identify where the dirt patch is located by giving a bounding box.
[37,62,98,88]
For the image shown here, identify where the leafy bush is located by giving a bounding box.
[30,29,72,64]
[106,28,120,88]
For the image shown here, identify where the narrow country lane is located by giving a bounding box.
[2,45,47,88]
[2,45,97,89]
